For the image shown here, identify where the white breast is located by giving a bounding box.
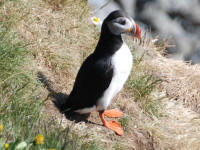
[97,42,133,111]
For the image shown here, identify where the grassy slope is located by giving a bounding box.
[0,0,100,149]
[1,0,200,150]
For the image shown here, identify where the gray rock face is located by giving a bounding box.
[88,0,200,64]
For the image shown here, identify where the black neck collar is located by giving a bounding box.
[94,25,123,56]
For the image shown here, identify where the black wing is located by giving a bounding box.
[64,53,113,111]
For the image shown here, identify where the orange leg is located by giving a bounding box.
[99,111,124,136]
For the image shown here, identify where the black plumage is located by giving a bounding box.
[62,11,127,112]
[61,10,142,135]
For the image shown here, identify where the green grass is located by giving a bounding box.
[129,74,157,99]
[127,56,163,117]
[0,4,100,149]
[118,116,130,131]
[0,24,42,149]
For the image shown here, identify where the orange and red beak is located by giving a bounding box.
[125,23,141,39]
[134,24,141,39]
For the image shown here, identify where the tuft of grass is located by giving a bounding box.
[127,56,163,117]
[129,74,159,100]
[118,116,130,131]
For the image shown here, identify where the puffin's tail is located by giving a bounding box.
[59,96,72,113]
[37,72,70,113]
[52,93,70,113]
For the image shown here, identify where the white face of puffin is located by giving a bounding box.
[107,17,136,36]
[108,17,135,35]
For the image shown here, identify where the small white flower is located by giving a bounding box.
[91,16,102,31]
[91,17,100,24]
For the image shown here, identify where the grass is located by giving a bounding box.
[43,0,71,8]
[1,0,200,149]
[0,2,101,149]
[118,116,130,131]
[147,56,200,113]
[0,23,42,149]
[127,55,163,118]
[15,0,98,81]
[0,31,100,150]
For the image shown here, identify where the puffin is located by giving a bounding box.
[62,10,141,136]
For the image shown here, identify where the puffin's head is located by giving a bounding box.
[103,10,141,39]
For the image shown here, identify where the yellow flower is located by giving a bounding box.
[0,124,3,132]
[48,149,56,150]
[35,134,44,145]
[5,143,9,149]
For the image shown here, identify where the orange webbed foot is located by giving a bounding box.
[99,111,124,136]
[105,120,124,136]
[104,109,123,118]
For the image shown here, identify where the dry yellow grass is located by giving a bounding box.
[131,34,200,113]
[2,0,200,149]
[10,0,99,94]
[147,57,200,113]
[134,38,200,149]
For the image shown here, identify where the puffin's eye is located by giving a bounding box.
[119,19,126,25]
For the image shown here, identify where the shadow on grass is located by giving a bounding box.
[37,72,99,125]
